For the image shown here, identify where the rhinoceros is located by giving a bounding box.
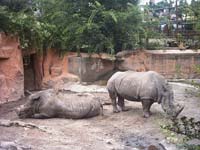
[107,71,184,118]
[16,90,103,119]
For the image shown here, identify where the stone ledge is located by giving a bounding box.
[0,48,13,59]
[145,49,200,55]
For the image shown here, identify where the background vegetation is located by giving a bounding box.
[1,0,200,54]
[0,0,142,54]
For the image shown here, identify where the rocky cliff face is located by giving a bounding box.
[0,33,24,104]
[39,50,79,89]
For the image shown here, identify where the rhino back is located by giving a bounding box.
[52,94,101,119]
[22,90,101,119]
[62,99,101,119]
[106,71,129,95]
[111,71,166,101]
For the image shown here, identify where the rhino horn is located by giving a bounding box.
[161,98,184,119]
[174,104,184,118]
[167,103,184,119]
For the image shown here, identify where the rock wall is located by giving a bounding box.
[29,50,115,87]
[0,33,24,104]
[40,50,79,89]
[116,50,200,79]
[1,32,199,104]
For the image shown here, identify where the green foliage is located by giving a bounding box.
[0,0,143,54]
[141,4,163,49]
[0,0,32,12]
[189,65,200,91]
[179,144,200,150]
[183,0,200,49]
[146,42,162,50]
[177,33,183,43]
[0,6,11,32]
[0,1,49,52]
[161,116,200,150]
[195,65,200,74]
[2,0,200,53]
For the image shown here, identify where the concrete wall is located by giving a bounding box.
[116,50,200,79]
[68,56,115,82]
[0,33,24,104]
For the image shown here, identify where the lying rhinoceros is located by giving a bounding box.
[107,71,184,118]
[16,90,103,119]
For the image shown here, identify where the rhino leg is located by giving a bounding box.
[108,90,120,113]
[142,100,154,118]
[117,95,128,111]
[33,113,50,119]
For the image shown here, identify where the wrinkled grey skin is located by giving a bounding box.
[107,71,184,118]
[16,90,103,119]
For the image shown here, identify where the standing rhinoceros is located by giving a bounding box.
[107,71,184,118]
[16,90,103,119]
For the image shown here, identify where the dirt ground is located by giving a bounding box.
[0,82,200,150]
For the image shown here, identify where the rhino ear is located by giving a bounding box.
[162,91,168,97]
[30,93,40,101]
[25,90,32,95]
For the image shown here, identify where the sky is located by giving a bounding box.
[139,0,192,5]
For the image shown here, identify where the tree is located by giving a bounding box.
[0,0,143,54]
[141,1,164,49]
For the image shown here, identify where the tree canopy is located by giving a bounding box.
[0,0,143,54]
[1,0,200,53]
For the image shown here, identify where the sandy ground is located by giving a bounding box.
[0,82,200,150]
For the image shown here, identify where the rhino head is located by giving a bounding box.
[161,86,184,119]
[16,93,41,118]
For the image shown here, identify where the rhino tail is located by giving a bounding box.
[99,103,104,116]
